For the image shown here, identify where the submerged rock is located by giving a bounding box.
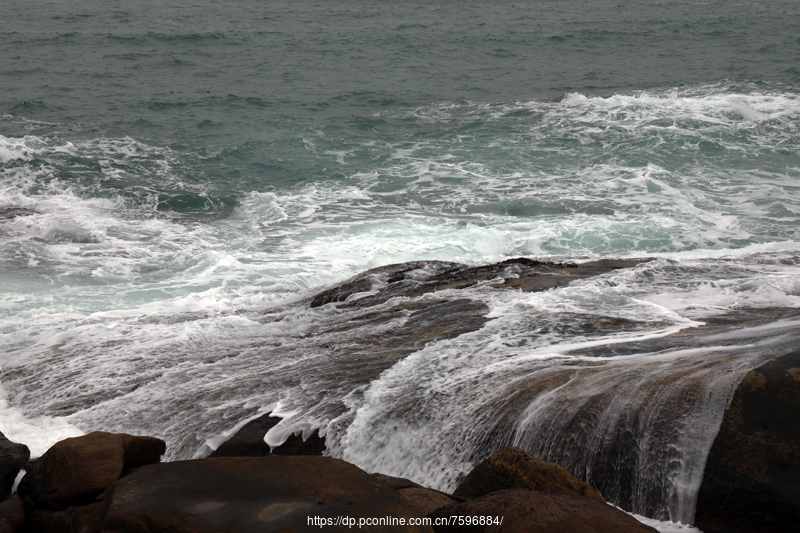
[291,258,646,396]
[428,489,658,533]
[0,432,29,501]
[0,206,37,220]
[310,258,644,309]
[453,446,604,502]
[209,413,325,457]
[103,456,433,532]
[695,349,800,533]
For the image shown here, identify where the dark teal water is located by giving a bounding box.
[2,1,800,527]
[3,0,799,164]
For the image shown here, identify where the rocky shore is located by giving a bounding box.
[2,258,799,531]
[1,429,660,532]
[1,346,798,532]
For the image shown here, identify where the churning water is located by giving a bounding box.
[2,0,800,528]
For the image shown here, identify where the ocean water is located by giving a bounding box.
[2,0,800,528]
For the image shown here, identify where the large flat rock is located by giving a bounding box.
[104,456,433,532]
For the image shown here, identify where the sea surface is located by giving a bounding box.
[2,0,799,528]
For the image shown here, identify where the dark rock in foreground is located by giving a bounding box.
[18,431,165,509]
[370,473,462,515]
[25,500,109,533]
[0,495,25,532]
[103,456,433,532]
[0,432,29,501]
[453,446,604,503]
[695,349,800,533]
[8,430,659,533]
[209,413,325,458]
[429,489,658,532]
[370,472,424,491]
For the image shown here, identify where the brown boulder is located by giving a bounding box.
[18,432,165,508]
[0,495,25,533]
[429,489,658,533]
[25,500,109,533]
[453,446,603,502]
[369,472,423,490]
[209,414,325,457]
[103,456,433,532]
[0,433,29,501]
[368,473,459,514]
[695,349,800,533]
[397,488,457,516]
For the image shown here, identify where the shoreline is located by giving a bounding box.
[2,258,800,531]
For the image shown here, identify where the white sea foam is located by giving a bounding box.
[625,512,703,533]
[0,135,35,164]
[0,384,83,458]
[2,84,800,526]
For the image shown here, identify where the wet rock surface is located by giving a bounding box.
[396,487,457,516]
[370,472,463,514]
[0,433,29,501]
[18,431,165,509]
[428,489,658,533]
[0,495,25,533]
[209,414,325,458]
[103,456,433,533]
[369,472,425,491]
[8,431,657,533]
[25,500,110,533]
[453,446,604,502]
[275,258,648,401]
[310,258,644,309]
[8,258,800,531]
[695,349,800,533]
[0,207,37,221]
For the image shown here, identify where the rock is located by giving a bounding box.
[0,207,38,221]
[0,495,25,533]
[695,349,800,533]
[209,414,325,458]
[103,456,433,532]
[369,473,460,515]
[453,446,603,502]
[397,488,457,516]
[0,433,29,501]
[18,432,165,508]
[369,473,423,491]
[120,434,168,469]
[25,500,109,533]
[310,258,644,309]
[428,489,658,533]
